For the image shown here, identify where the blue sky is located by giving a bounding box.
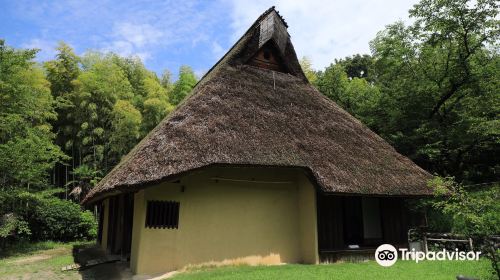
[0,0,418,78]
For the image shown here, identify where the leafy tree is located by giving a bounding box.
[343,77,381,128]
[0,40,66,189]
[44,42,80,98]
[111,55,173,136]
[72,57,134,170]
[409,0,499,118]
[0,213,30,247]
[111,55,150,102]
[44,42,81,187]
[141,74,174,134]
[53,51,175,183]
[169,65,197,105]
[314,0,498,184]
[367,0,499,183]
[316,63,382,129]
[316,64,348,101]
[0,41,188,246]
[142,98,174,134]
[110,100,142,159]
[335,54,375,82]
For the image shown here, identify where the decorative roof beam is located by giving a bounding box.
[258,10,289,56]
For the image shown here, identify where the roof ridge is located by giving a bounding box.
[191,6,294,89]
[257,6,288,28]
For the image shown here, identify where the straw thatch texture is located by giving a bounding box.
[83,7,432,204]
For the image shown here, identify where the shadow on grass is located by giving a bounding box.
[0,240,60,258]
[71,243,134,280]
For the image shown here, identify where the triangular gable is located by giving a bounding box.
[239,9,304,77]
[248,41,289,72]
[207,7,307,81]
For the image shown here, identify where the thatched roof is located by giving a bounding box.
[83,7,432,204]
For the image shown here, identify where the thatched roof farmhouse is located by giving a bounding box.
[84,7,432,275]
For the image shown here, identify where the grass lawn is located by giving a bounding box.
[0,242,494,280]
[0,241,90,280]
[172,260,494,280]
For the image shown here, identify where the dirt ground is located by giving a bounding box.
[0,243,155,280]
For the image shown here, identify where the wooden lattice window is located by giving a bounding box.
[145,200,180,229]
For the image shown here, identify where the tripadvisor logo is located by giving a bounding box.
[375,244,398,267]
[375,244,481,267]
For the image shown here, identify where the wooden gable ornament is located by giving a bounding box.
[248,9,290,73]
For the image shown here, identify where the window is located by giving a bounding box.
[263,49,271,60]
[145,200,180,229]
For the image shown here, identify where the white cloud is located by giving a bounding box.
[113,22,164,48]
[226,0,418,69]
[100,22,163,61]
[211,41,225,59]
[92,1,226,65]
[15,0,226,67]
[21,38,57,61]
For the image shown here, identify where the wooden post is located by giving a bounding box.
[423,235,428,253]
[468,238,473,251]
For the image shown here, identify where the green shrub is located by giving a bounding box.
[0,189,97,243]
[429,177,500,279]
[0,214,30,238]
[78,210,98,239]
[31,197,97,241]
[0,213,31,248]
[426,208,453,233]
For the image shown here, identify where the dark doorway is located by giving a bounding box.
[106,193,135,258]
[342,196,363,245]
[97,203,105,244]
[317,194,414,251]
[122,193,134,256]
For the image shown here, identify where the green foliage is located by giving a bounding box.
[66,164,102,200]
[57,51,175,174]
[429,177,500,278]
[141,72,173,135]
[299,56,318,83]
[72,55,134,169]
[31,197,96,241]
[0,39,184,246]
[316,64,348,100]
[0,214,30,239]
[429,177,500,236]
[110,100,142,158]
[44,42,80,98]
[315,0,499,184]
[335,54,375,82]
[170,65,197,105]
[142,97,174,134]
[0,40,67,188]
[44,42,80,160]
[315,64,382,129]
[160,69,174,92]
[0,189,97,246]
[19,189,96,241]
[371,0,499,183]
